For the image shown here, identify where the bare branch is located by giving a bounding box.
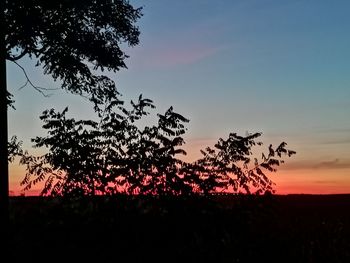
[10,60,59,97]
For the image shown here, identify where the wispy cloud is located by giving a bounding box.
[313,180,338,184]
[313,159,350,169]
[130,44,224,69]
[320,138,350,145]
[126,15,227,70]
[150,45,222,67]
[312,127,350,145]
[282,158,350,171]
[315,127,350,134]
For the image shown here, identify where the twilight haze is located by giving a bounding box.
[7,0,350,195]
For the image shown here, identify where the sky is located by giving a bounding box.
[7,0,350,195]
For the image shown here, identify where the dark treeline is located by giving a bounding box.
[8,194,350,263]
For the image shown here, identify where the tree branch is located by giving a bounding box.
[6,48,28,61]
[10,60,59,97]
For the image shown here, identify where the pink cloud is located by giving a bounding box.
[280,158,350,171]
[130,45,224,69]
[152,46,222,67]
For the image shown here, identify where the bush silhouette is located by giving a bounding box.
[20,95,295,196]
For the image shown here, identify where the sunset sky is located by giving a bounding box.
[7,0,350,195]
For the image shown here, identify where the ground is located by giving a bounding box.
[7,194,350,263]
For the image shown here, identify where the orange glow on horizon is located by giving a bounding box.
[9,144,350,196]
[9,168,350,196]
[272,169,350,195]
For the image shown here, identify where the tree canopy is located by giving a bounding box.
[5,0,142,108]
[1,0,143,225]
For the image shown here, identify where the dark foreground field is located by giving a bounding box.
[7,194,350,263]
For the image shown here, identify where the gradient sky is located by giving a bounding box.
[7,0,350,195]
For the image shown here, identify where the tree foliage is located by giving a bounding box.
[183,134,295,194]
[8,136,23,163]
[5,0,142,109]
[20,95,296,197]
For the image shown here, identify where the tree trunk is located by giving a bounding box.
[0,0,9,230]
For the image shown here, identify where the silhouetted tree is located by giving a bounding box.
[181,133,296,195]
[6,0,142,108]
[1,0,142,221]
[20,95,190,196]
[20,94,295,197]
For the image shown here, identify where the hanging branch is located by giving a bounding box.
[11,60,59,97]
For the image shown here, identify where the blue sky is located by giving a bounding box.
[8,0,350,194]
